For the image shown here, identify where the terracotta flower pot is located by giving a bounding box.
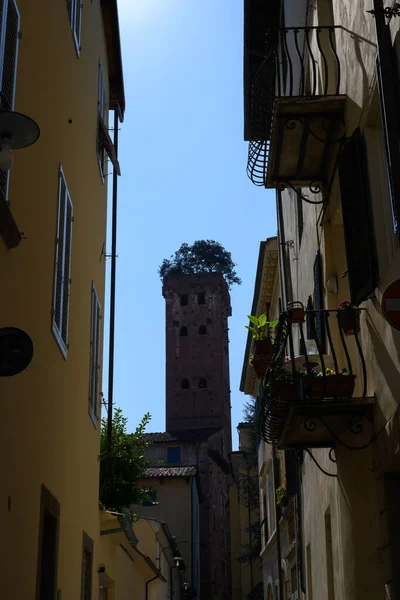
[302,374,356,400]
[301,376,326,400]
[287,301,305,324]
[337,307,360,335]
[252,339,272,378]
[275,382,296,400]
[324,374,356,398]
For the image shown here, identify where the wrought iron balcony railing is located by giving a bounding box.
[255,306,374,449]
[247,25,345,187]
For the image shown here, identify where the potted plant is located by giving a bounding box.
[287,301,305,324]
[276,476,288,507]
[246,314,278,378]
[319,367,356,398]
[336,300,360,335]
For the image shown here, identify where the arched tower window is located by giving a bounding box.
[197,293,205,304]
[180,326,188,336]
[180,294,188,306]
[199,378,207,389]
[181,378,190,390]
[198,325,207,335]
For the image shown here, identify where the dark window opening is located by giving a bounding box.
[167,447,181,463]
[36,485,60,600]
[199,378,207,388]
[143,489,157,506]
[180,294,188,306]
[81,532,93,600]
[197,293,205,304]
[198,325,207,335]
[180,326,188,336]
[181,379,189,390]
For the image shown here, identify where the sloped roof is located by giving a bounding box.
[143,466,197,478]
[142,432,177,443]
[142,427,223,444]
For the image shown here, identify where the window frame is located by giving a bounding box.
[35,485,60,600]
[67,0,82,57]
[261,464,276,549]
[52,166,73,359]
[167,446,181,464]
[89,282,101,427]
[0,0,20,206]
[97,60,107,180]
[81,531,94,600]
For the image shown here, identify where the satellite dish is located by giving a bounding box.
[0,327,33,377]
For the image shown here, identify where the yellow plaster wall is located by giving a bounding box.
[0,0,113,597]
[137,476,193,585]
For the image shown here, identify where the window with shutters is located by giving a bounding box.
[89,283,101,425]
[67,0,82,56]
[338,128,378,306]
[0,0,20,205]
[52,167,73,358]
[97,60,107,179]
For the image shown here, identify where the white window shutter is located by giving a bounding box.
[61,194,73,345]
[52,167,73,357]
[89,284,101,422]
[0,0,20,205]
[0,0,20,111]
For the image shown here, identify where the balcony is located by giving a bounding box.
[246,26,347,191]
[255,306,375,449]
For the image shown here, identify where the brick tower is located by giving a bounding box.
[162,272,232,599]
[163,272,232,455]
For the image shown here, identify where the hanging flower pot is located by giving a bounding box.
[287,301,305,324]
[251,339,272,378]
[336,301,360,335]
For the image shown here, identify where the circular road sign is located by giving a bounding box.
[382,280,400,331]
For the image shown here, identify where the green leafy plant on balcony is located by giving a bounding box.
[246,314,279,378]
[276,475,288,507]
[245,313,279,341]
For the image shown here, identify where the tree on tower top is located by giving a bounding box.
[158,240,241,290]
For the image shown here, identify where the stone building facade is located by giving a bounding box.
[243,1,400,599]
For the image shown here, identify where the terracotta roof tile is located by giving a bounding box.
[143,466,197,478]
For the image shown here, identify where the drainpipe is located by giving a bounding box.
[276,189,291,306]
[145,575,158,600]
[107,104,124,453]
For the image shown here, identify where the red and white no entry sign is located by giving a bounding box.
[382,280,400,330]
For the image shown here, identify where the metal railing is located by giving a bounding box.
[247,25,343,186]
[277,26,341,98]
[256,307,367,445]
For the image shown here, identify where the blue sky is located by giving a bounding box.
[102,0,276,450]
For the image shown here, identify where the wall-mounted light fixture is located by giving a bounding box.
[0,111,40,171]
